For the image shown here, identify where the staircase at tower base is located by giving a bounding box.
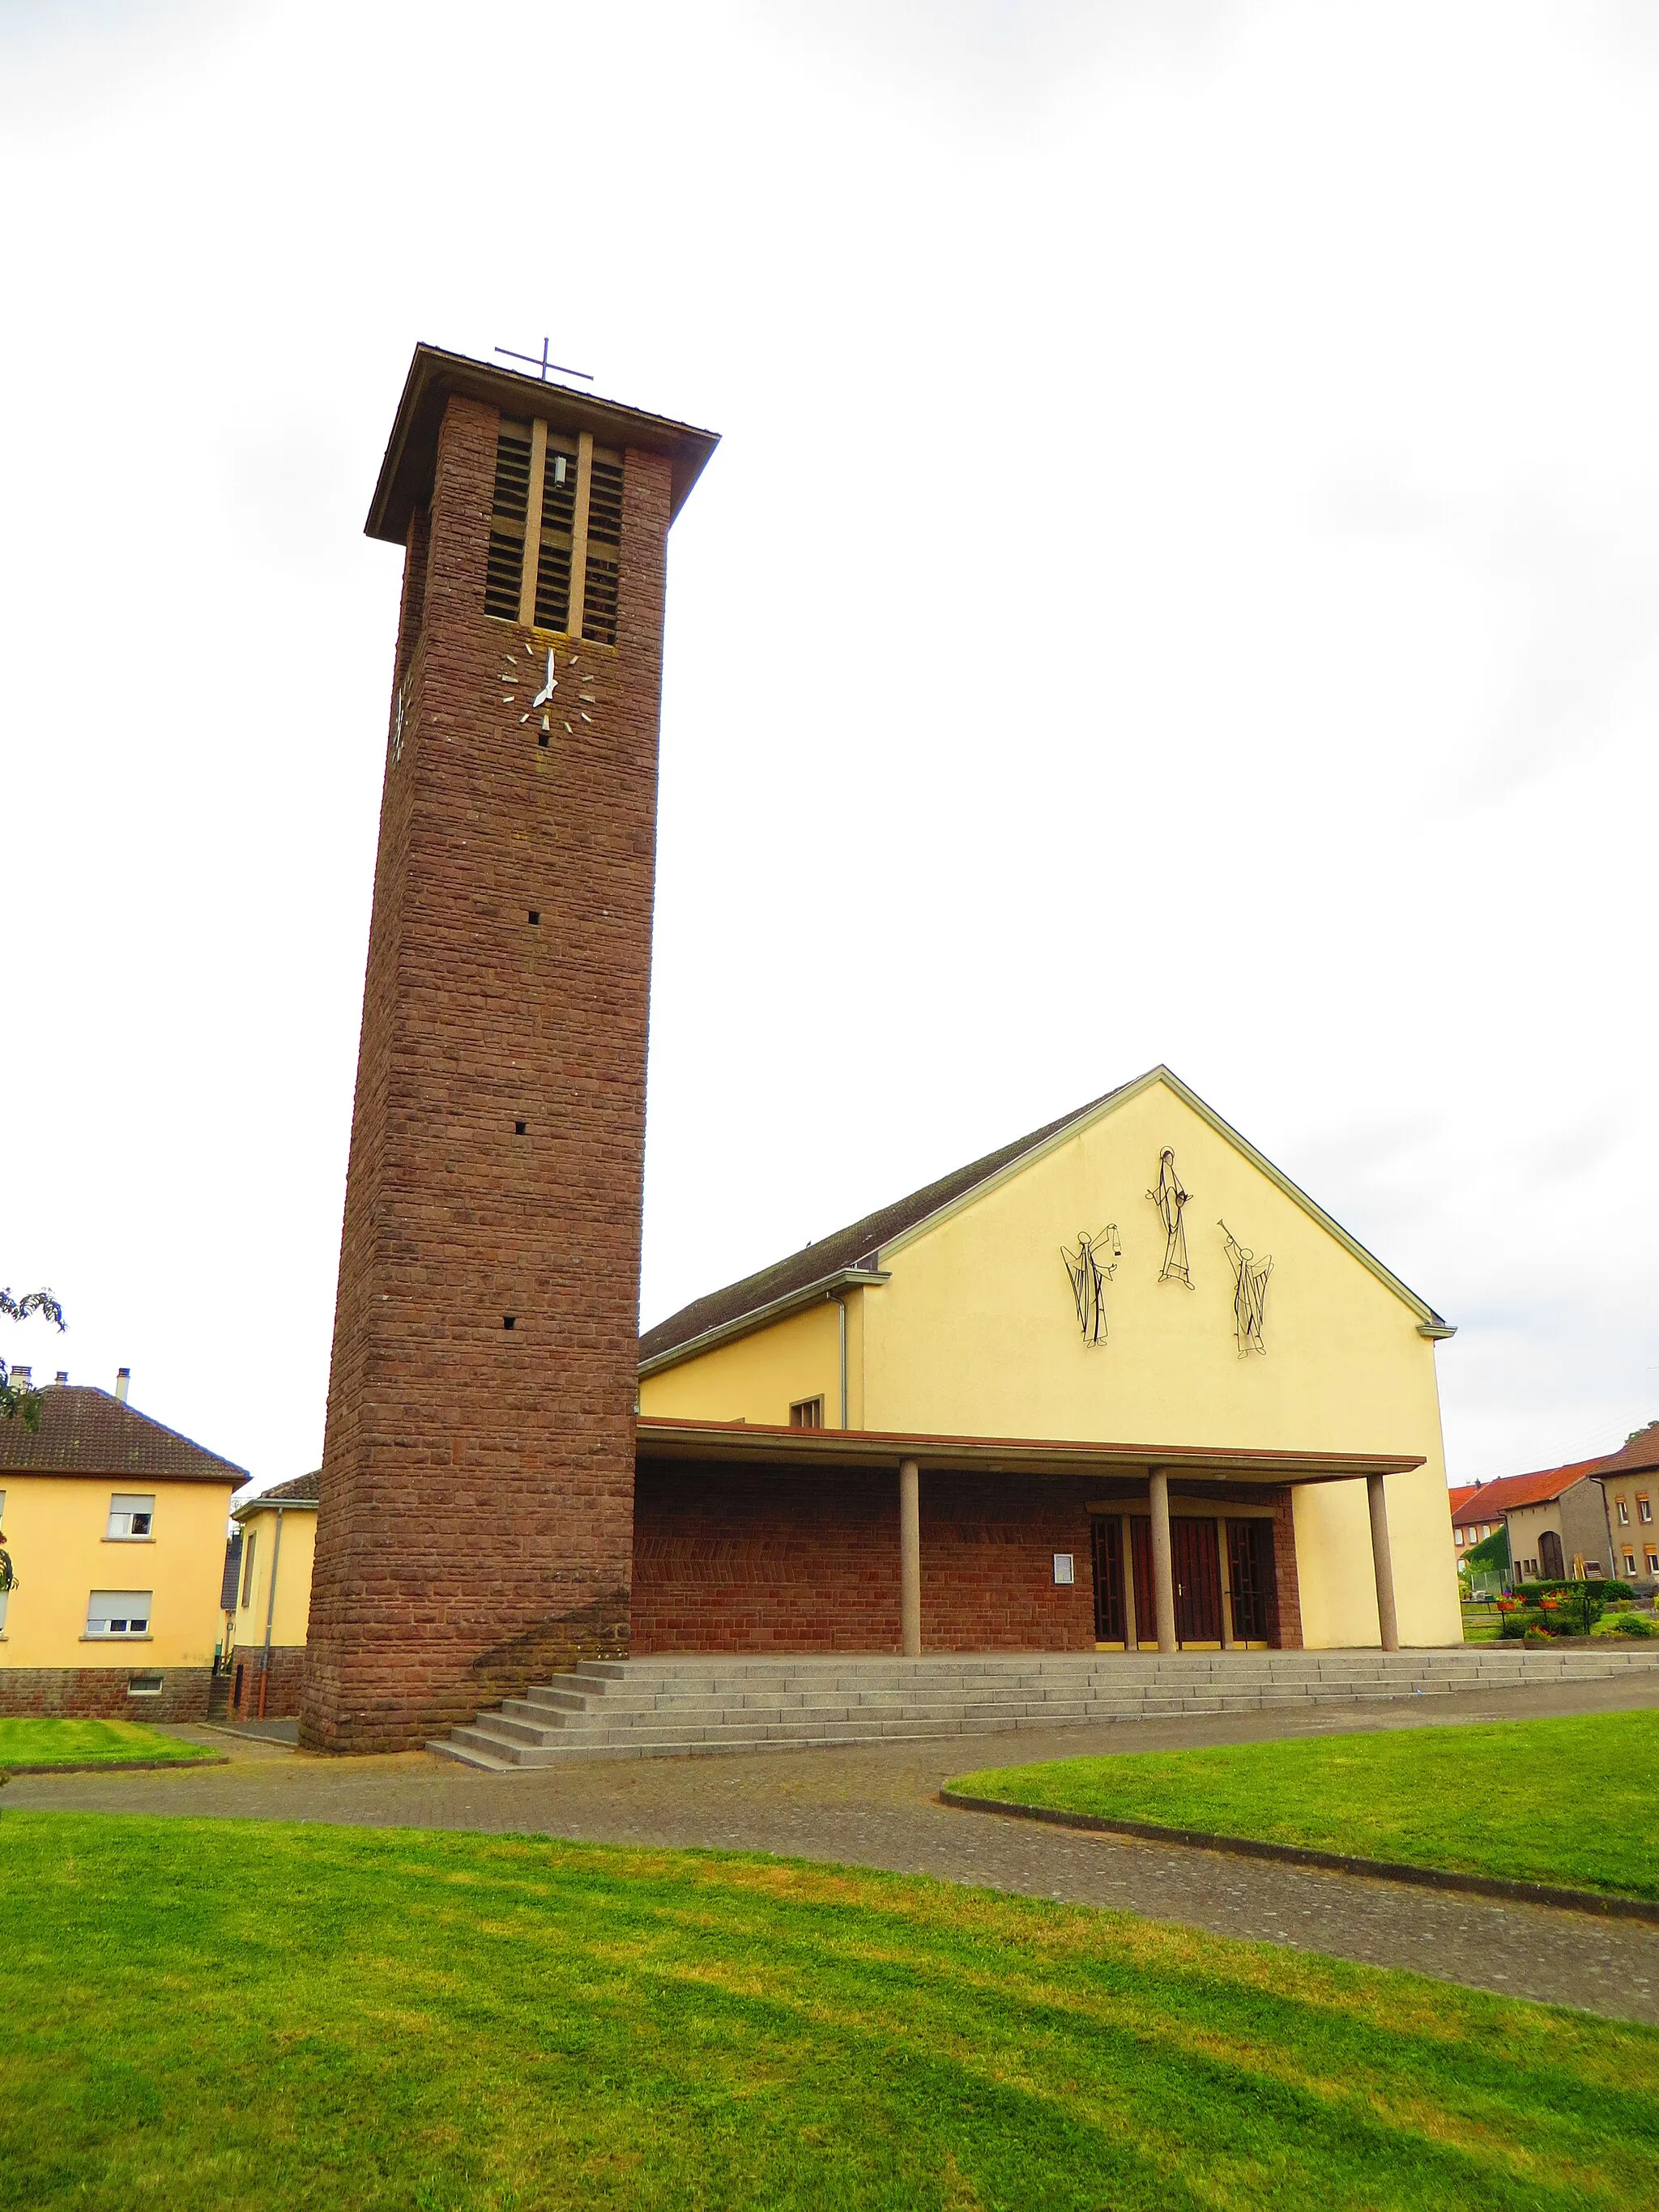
[427,1647,1659,1770]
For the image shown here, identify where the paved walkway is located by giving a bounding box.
[11,1673,1657,2023]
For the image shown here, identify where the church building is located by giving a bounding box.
[301,344,1460,1754]
[637,1067,1461,1659]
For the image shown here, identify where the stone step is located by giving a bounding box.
[427,1646,1659,1768]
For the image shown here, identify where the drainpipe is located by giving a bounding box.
[834,1295,848,1429]
[257,1507,287,1719]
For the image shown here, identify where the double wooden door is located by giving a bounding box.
[1091,1514,1278,1648]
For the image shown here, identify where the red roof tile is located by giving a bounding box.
[0,1385,246,1485]
[1449,1459,1606,1524]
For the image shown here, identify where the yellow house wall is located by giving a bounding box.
[1603,1481,1657,1575]
[231,1507,318,1652]
[640,1299,845,1427]
[0,1473,234,1670]
[645,1077,1460,1647]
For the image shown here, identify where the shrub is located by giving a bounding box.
[1500,1609,1546,1639]
[1596,1611,1659,1639]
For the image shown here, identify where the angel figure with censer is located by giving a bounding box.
[1062,1225,1122,1346]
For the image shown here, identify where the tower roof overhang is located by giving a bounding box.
[635,1417,1424,1486]
[366,343,720,544]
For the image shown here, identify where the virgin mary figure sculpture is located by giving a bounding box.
[1147,1149,1192,1286]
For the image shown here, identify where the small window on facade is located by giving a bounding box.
[107,1493,156,1540]
[1645,1548,1658,1575]
[1454,1528,1465,1547]
[1640,1494,1653,1524]
[241,1530,258,1609]
[1624,1549,1637,1575]
[127,1672,164,1697]
[87,1591,152,1638]
[1053,1553,1076,1586]
[1618,1498,1631,1524]
[789,1396,825,1430]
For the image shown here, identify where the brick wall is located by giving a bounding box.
[635,1461,1307,1655]
[302,393,673,1752]
[0,1666,211,1721]
[1272,1489,1304,1649]
[229,1644,305,1723]
[633,1461,1102,1654]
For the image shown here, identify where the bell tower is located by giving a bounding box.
[301,345,718,1752]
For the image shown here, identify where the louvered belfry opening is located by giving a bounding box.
[482,416,624,649]
[484,419,533,620]
[534,433,578,632]
[582,450,624,647]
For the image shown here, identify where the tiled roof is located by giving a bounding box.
[0,1385,246,1484]
[220,1532,244,1611]
[640,1078,1141,1366]
[1449,1459,1606,1524]
[1448,1485,1480,1517]
[1596,1423,1659,1480]
[231,1467,320,1514]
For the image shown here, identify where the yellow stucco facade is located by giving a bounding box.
[0,1471,235,1670]
[640,1070,1461,1647]
[229,1501,318,1655]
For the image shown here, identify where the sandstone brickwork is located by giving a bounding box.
[0,1666,211,1721]
[302,381,676,1752]
[229,1643,305,1722]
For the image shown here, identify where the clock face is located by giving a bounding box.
[497,641,598,743]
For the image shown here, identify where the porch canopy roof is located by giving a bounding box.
[635,1417,1423,1486]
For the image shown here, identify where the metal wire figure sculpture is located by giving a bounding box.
[1147,1149,1192,1286]
[1219,1220,1272,1356]
[1061,1225,1122,1346]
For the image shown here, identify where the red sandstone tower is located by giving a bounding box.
[301,346,718,1751]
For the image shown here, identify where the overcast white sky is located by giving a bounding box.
[3,0,1657,1496]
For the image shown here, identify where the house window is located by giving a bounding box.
[1053,1553,1076,1585]
[1618,1498,1631,1524]
[1454,1528,1465,1547]
[127,1673,164,1697]
[240,1530,258,1609]
[1640,1495,1653,1524]
[1623,1549,1637,1576]
[789,1396,825,1430]
[107,1493,156,1540]
[484,417,624,646]
[87,1591,152,1638]
[1645,1549,1658,1576]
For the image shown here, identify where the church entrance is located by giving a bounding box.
[1090,1507,1281,1649]
[1172,1517,1223,1644]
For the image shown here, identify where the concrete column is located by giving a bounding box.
[1216,1517,1236,1650]
[1119,1515,1138,1650]
[1367,1473,1401,1652]
[1149,1470,1178,1654]
[899,1459,922,1657]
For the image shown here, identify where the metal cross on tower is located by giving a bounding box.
[494,339,594,383]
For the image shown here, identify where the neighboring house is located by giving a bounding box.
[638,1068,1462,1655]
[228,1469,318,1721]
[1450,1460,1612,1585]
[1596,1423,1659,1590]
[0,1375,247,1720]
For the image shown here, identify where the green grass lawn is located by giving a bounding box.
[0,1813,1653,2211]
[951,1709,1659,1899]
[0,1718,217,1770]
